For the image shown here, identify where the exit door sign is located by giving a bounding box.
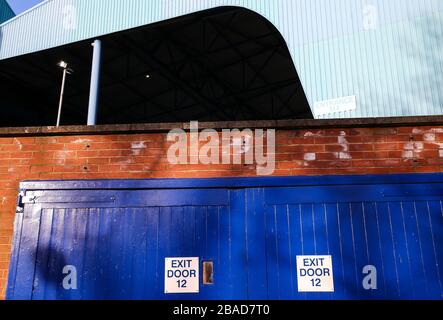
[165,257,199,294]
[296,255,334,292]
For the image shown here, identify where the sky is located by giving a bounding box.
[6,0,45,14]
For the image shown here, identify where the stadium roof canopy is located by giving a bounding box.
[0,5,312,126]
[0,1,315,126]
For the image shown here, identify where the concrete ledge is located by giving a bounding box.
[1,116,443,137]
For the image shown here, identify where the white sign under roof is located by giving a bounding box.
[314,96,357,117]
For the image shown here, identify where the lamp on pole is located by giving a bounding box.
[56,61,73,127]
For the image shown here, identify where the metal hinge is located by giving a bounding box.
[21,195,37,204]
[16,191,25,213]
[16,191,36,213]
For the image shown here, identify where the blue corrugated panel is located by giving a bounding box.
[1,0,442,119]
[6,174,443,300]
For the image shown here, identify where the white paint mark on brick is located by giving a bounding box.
[335,131,352,160]
[132,142,146,149]
[423,133,436,142]
[402,128,443,159]
[404,142,413,151]
[412,129,424,135]
[304,131,322,137]
[73,138,93,144]
[13,138,23,150]
[114,159,134,165]
[54,151,70,159]
[404,142,424,151]
[131,142,147,156]
[335,152,352,160]
[402,150,414,159]
[402,142,424,159]
[304,153,316,161]
[418,129,443,158]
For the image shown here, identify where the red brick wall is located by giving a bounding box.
[1,125,443,298]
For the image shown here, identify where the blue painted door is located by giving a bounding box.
[7,188,256,300]
[264,183,443,300]
[6,175,443,300]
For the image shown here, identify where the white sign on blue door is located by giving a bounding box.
[165,257,199,294]
[296,255,334,292]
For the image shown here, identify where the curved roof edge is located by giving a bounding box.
[0,0,291,60]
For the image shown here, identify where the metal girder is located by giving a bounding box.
[209,17,303,118]
[63,44,182,122]
[120,35,233,121]
[207,9,289,59]
[158,28,269,119]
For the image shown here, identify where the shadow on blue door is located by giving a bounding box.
[7,175,443,300]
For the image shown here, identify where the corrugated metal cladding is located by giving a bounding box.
[0,0,14,24]
[6,175,443,300]
[0,0,442,119]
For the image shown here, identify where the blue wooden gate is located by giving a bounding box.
[6,174,443,300]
